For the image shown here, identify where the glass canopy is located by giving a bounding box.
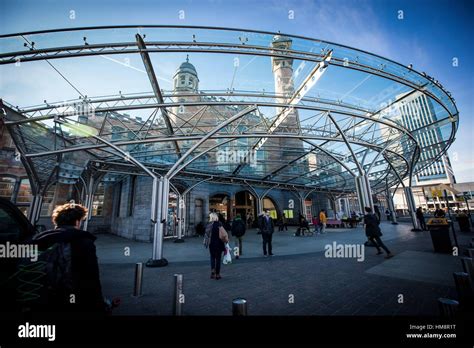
[0,25,458,195]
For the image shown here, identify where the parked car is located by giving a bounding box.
[0,197,37,313]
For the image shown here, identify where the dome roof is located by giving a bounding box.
[174,55,198,78]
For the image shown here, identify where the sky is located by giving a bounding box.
[0,0,473,182]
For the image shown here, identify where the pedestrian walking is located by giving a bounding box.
[231,214,246,259]
[319,209,327,234]
[364,207,394,259]
[204,213,229,280]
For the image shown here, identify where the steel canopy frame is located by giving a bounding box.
[0,25,459,266]
[135,33,181,158]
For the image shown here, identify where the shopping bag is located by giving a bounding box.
[223,243,232,264]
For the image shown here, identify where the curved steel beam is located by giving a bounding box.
[6,100,419,150]
[301,139,356,177]
[23,133,410,175]
[327,112,365,175]
[166,105,257,179]
[135,34,181,158]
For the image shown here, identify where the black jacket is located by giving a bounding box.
[33,226,105,313]
[208,221,225,252]
[416,209,424,219]
[258,215,274,234]
[364,214,382,237]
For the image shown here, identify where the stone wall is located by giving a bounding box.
[110,176,153,242]
[106,177,330,240]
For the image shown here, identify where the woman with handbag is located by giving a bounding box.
[205,212,229,280]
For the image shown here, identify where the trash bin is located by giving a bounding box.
[457,215,471,232]
[427,218,452,254]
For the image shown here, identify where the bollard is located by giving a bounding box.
[132,262,143,297]
[461,257,474,284]
[453,272,474,311]
[173,274,183,316]
[232,298,248,316]
[437,298,459,318]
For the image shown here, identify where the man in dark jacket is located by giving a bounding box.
[258,210,274,256]
[231,214,246,259]
[416,207,426,230]
[364,207,393,259]
[32,203,106,314]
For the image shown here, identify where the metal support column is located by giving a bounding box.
[404,186,421,231]
[161,177,170,237]
[355,175,374,213]
[174,194,185,243]
[83,175,94,231]
[343,197,351,215]
[386,189,398,224]
[11,178,21,203]
[27,194,37,222]
[28,194,43,226]
[182,193,188,237]
[257,198,263,214]
[147,177,168,267]
[444,189,459,248]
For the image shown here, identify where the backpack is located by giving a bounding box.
[231,220,246,237]
[15,239,74,310]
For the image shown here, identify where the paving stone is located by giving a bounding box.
[97,222,472,315]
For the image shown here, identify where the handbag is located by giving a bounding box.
[219,226,229,243]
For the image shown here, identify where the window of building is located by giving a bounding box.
[16,179,32,215]
[0,176,15,200]
[92,182,105,216]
